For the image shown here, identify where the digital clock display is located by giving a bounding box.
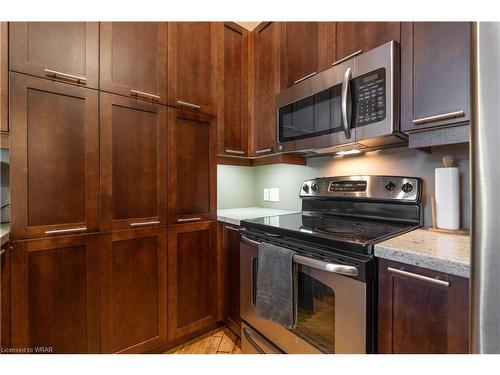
[363,72,379,84]
[329,181,367,192]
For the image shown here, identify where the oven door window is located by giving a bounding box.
[278,85,342,143]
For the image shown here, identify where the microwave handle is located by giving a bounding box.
[341,67,353,139]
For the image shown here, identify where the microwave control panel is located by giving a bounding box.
[352,68,386,126]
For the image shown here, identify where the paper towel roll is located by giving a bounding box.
[435,167,460,230]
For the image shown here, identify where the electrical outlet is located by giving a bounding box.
[263,188,269,201]
[269,188,280,202]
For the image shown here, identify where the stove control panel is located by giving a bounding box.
[300,175,421,203]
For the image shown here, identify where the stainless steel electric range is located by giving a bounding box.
[239,175,423,354]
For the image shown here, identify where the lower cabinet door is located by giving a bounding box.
[1,242,11,351]
[100,228,168,353]
[223,224,241,336]
[10,234,100,353]
[167,222,218,341]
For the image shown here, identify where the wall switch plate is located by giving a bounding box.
[269,188,280,202]
[263,188,270,201]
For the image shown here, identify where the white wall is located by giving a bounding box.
[216,164,257,209]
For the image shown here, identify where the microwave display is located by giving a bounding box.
[352,68,386,127]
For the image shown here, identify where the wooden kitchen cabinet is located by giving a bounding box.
[1,23,7,136]
[221,223,241,336]
[100,93,167,232]
[100,22,168,104]
[336,22,401,62]
[252,22,280,156]
[167,108,216,225]
[9,73,99,240]
[219,22,249,157]
[100,228,168,353]
[10,234,100,353]
[401,22,471,135]
[1,241,11,351]
[168,22,219,115]
[167,222,219,341]
[9,22,99,89]
[378,259,469,354]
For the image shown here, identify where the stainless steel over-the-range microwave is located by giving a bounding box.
[276,41,406,154]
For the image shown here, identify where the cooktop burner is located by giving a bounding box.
[314,225,364,236]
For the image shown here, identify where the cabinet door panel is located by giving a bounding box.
[10,234,100,353]
[167,222,217,341]
[9,22,98,88]
[223,224,241,336]
[1,22,7,133]
[252,22,280,155]
[336,22,400,61]
[168,22,218,115]
[10,73,99,240]
[100,22,168,104]
[100,228,167,353]
[401,22,470,132]
[167,109,216,224]
[219,23,249,156]
[100,93,167,231]
[1,242,11,350]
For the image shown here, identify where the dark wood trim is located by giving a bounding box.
[1,241,11,350]
[216,155,253,166]
[0,131,8,149]
[0,22,7,133]
[252,153,306,166]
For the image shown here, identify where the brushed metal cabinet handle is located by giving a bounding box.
[388,267,450,287]
[225,149,245,155]
[412,111,465,125]
[293,71,317,85]
[130,220,161,227]
[225,226,239,232]
[130,89,160,101]
[331,49,363,67]
[177,100,201,110]
[255,148,272,154]
[44,69,87,84]
[45,227,87,235]
[177,217,202,223]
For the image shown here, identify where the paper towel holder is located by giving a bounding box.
[429,195,469,236]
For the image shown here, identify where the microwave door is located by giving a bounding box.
[353,41,399,145]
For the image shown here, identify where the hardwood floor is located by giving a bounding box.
[165,327,241,354]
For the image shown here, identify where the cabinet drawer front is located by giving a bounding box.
[100,93,167,231]
[10,234,100,353]
[9,22,99,88]
[10,73,99,240]
[100,22,168,104]
[100,228,167,353]
[167,109,216,224]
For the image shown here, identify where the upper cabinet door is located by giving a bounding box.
[168,22,219,115]
[219,22,249,157]
[10,73,99,240]
[100,22,168,104]
[401,22,471,133]
[100,93,167,232]
[167,108,216,224]
[280,22,320,89]
[252,22,280,156]
[9,22,99,89]
[1,23,7,133]
[336,22,401,62]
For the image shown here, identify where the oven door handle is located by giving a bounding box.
[241,235,359,277]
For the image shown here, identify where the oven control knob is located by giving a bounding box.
[311,183,319,191]
[384,181,396,192]
[401,183,414,193]
[302,184,310,193]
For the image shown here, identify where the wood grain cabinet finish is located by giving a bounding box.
[167,108,216,225]
[1,22,7,134]
[378,259,469,354]
[1,242,11,350]
[10,234,100,353]
[252,22,280,156]
[401,22,471,133]
[100,22,168,104]
[10,73,99,240]
[168,22,219,115]
[9,22,99,89]
[167,222,218,341]
[100,228,168,353]
[100,93,167,232]
[219,22,249,157]
[222,224,241,336]
[335,22,401,61]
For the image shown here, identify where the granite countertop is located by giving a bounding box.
[217,207,297,226]
[374,229,471,278]
[1,223,10,247]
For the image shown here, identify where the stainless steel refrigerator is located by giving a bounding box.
[471,21,500,353]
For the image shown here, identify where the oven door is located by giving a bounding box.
[240,235,367,354]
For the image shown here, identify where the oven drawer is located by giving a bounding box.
[241,322,284,354]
